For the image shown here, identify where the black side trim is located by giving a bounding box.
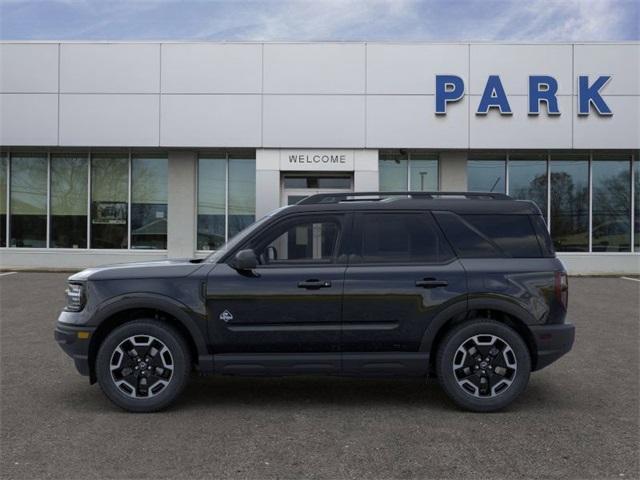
[529,322,575,371]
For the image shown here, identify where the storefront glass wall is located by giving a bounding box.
[197,151,256,250]
[468,150,637,253]
[0,151,168,250]
[379,151,438,191]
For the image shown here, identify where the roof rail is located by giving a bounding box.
[296,191,511,205]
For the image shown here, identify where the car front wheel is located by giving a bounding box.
[96,320,191,412]
[436,319,531,412]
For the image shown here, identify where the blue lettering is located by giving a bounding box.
[477,75,512,115]
[529,75,560,115]
[578,75,612,116]
[435,75,465,115]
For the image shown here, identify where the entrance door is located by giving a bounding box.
[281,174,352,206]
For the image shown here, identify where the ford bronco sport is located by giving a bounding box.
[55,192,574,413]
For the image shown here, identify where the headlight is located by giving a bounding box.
[65,283,85,312]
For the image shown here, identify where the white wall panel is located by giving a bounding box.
[574,44,640,95]
[59,94,159,146]
[161,95,261,147]
[366,95,468,148]
[367,44,468,94]
[470,44,573,95]
[263,95,364,147]
[469,95,573,149]
[264,43,365,94]
[0,94,58,145]
[0,44,58,93]
[60,43,160,93]
[161,44,261,93]
[573,96,640,149]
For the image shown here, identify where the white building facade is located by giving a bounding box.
[0,41,638,274]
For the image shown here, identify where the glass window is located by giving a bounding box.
[91,154,128,249]
[228,156,256,239]
[50,154,88,248]
[379,151,408,190]
[357,213,454,264]
[256,218,341,265]
[591,154,631,252]
[10,154,47,248]
[550,155,589,252]
[468,154,506,193]
[434,211,502,258]
[0,154,7,247]
[461,215,543,258]
[409,154,438,191]
[635,156,639,251]
[131,155,168,250]
[283,176,351,189]
[197,156,226,251]
[508,152,548,216]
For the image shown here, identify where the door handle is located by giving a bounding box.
[415,278,448,288]
[298,279,332,289]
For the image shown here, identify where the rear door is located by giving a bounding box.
[341,211,467,374]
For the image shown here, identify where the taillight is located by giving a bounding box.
[555,271,568,310]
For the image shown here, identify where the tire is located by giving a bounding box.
[436,319,531,412]
[96,320,191,413]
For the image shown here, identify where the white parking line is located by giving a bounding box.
[0,271,17,277]
[621,277,640,282]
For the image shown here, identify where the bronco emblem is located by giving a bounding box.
[219,310,233,323]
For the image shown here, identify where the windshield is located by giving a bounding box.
[204,208,286,263]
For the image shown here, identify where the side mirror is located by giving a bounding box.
[232,249,258,271]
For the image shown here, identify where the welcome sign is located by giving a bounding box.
[279,150,355,171]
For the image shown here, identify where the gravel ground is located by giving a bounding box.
[1,273,638,480]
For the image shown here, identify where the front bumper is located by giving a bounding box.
[54,321,95,377]
[530,322,575,371]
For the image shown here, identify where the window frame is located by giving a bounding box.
[349,210,457,266]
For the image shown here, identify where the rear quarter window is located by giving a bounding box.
[433,211,544,258]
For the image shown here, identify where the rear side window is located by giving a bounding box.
[355,212,454,264]
[530,214,555,257]
[433,211,543,258]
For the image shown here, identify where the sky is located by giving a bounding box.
[0,0,638,42]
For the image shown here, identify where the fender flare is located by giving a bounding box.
[89,293,211,371]
[419,295,537,354]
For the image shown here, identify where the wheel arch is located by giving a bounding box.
[421,297,539,372]
[87,294,211,384]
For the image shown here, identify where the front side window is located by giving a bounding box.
[91,155,128,249]
[50,154,88,248]
[10,154,47,248]
[550,155,589,252]
[131,155,168,249]
[591,154,631,252]
[356,212,453,264]
[254,217,341,265]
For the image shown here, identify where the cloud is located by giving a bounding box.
[0,0,637,41]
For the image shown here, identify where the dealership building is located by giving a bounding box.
[0,41,638,274]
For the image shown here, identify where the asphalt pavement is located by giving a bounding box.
[1,273,638,480]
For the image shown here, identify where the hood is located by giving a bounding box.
[68,258,207,282]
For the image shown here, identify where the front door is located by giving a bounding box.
[206,213,351,361]
[281,174,352,207]
[341,211,467,374]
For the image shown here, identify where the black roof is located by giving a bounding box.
[277,192,542,216]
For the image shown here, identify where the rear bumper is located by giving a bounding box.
[54,322,95,377]
[530,322,575,371]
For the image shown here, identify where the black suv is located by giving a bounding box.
[55,192,574,413]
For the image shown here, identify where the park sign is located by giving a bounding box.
[435,75,613,116]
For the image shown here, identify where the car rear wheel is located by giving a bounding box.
[96,320,191,412]
[436,319,531,412]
